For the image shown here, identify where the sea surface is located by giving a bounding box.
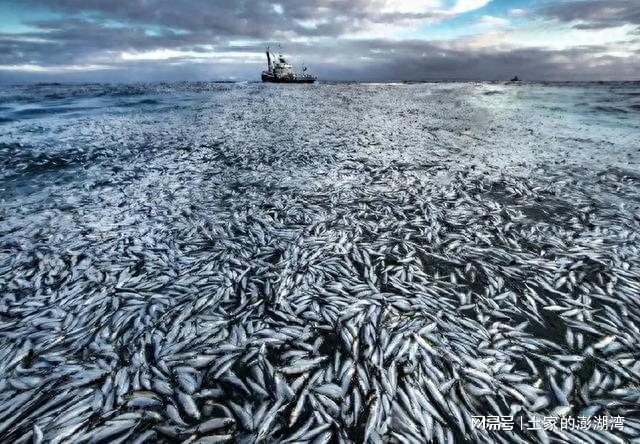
[1,82,640,443]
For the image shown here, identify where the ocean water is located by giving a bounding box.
[1,81,639,199]
[1,82,640,443]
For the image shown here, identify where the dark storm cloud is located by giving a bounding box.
[540,0,640,29]
[0,0,445,68]
[18,0,445,39]
[0,21,204,66]
[0,0,428,68]
[2,34,639,83]
[300,39,640,81]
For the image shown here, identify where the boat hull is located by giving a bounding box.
[261,72,316,84]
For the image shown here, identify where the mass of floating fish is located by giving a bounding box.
[1,82,640,443]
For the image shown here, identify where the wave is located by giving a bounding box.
[12,105,98,119]
[117,98,162,107]
[593,105,630,114]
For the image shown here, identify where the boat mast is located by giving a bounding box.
[266,46,272,71]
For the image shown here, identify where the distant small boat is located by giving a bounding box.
[261,47,316,84]
[510,76,521,82]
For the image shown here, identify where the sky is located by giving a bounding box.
[0,0,639,83]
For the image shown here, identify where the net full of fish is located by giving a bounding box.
[1,82,640,443]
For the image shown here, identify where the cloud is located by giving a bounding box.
[0,0,493,67]
[477,15,510,28]
[0,63,112,72]
[2,35,639,83]
[450,0,491,15]
[0,0,639,83]
[319,40,640,81]
[509,9,528,18]
[572,22,620,30]
[16,0,490,39]
[540,0,640,29]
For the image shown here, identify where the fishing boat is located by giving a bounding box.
[261,47,316,83]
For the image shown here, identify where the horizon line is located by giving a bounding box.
[2,78,640,87]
